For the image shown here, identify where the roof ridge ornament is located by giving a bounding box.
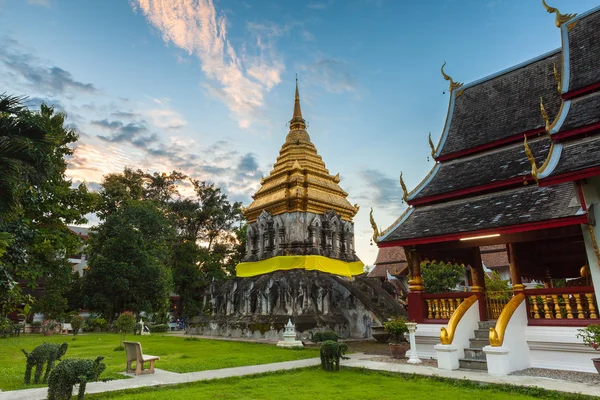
[369,208,380,244]
[428,132,436,159]
[523,98,557,185]
[400,172,409,203]
[553,63,562,95]
[523,135,540,184]
[441,62,463,92]
[540,97,552,138]
[542,0,577,28]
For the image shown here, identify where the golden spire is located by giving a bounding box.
[441,62,463,92]
[369,208,380,243]
[400,172,409,203]
[289,75,306,131]
[542,0,576,28]
[428,132,436,158]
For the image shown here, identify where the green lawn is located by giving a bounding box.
[87,368,590,400]
[0,333,318,391]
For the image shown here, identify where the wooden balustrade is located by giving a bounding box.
[524,287,598,326]
[486,290,514,320]
[421,292,474,322]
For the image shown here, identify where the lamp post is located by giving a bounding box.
[406,322,422,364]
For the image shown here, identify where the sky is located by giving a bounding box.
[1,0,598,265]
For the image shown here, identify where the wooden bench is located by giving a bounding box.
[123,341,160,375]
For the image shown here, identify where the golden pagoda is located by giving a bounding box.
[236,79,363,278]
[243,79,359,222]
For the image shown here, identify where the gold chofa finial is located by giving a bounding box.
[369,208,380,243]
[524,135,539,184]
[542,0,577,28]
[540,97,551,138]
[441,62,463,92]
[553,64,562,94]
[428,132,436,158]
[400,172,409,203]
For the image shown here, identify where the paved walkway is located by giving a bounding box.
[1,354,598,399]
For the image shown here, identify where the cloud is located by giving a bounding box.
[307,1,333,9]
[300,57,357,94]
[131,0,285,128]
[359,169,405,214]
[0,39,96,96]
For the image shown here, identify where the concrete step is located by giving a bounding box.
[464,347,487,361]
[459,358,488,371]
[478,320,496,330]
[473,329,489,339]
[469,338,489,349]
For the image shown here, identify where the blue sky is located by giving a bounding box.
[1,0,597,265]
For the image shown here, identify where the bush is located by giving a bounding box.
[319,340,348,371]
[485,271,510,298]
[31,321,42,327]
[312,330,338,342]
[12,323,23,337]
[47,356,106,400]
[0,317,11,338]
[22,342,69,384]
[85,316,107,332]
[151,324,168,333]
[384,317,408,344]
[577,324,600,351]
[421,261,464,294]
[70,315,84,338]
[115,312,136,345]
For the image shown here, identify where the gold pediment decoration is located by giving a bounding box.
[523,98,556,185]
[400,172,409,203]
[542,0,577,28]
[441,62,463,92]
[428,132,436,158]
[369,208,380,243]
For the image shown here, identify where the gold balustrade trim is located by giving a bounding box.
[526,291,598,320]
[489,293,525,347]
[440,295,478,345]
[425,297,465,320]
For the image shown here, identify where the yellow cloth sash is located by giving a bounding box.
[236,255,364,278]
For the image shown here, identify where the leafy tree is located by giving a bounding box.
[0,97,95,319]
[115,311,136,346]
[421,261,464,294]
[83,200,174,320]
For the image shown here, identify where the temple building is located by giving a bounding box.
[373,2,600,375]
[190,80,405,339]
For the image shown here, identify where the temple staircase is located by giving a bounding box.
[458,320,495,371]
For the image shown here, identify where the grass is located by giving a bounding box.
[0,333,319,391]
[86,367,595,400]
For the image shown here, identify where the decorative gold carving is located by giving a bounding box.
[523,98,558,185]
[369,208,380,243]
[333,173,340,183]
[441,62,463,92]
[575,294,585,318]
[586,294,598,319]
[524,135,540,184]
[553,63,562,95]
[353,203,360,212]
[455,89,464,98]
[489,293,525,346]
[440,295,478,345]
[540,97,552,138]
[588,225,600,268]
[428,132,436,158]
[542,0,577,28]
[563,294,573,319]
[400,172,409,203]
[567,20,578,32]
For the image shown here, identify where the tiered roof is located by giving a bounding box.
[243,80,359,223]
[378,4,600,247]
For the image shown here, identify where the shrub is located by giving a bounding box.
[319,340,348,371]
[0,317,11,338]
[70,315,84,339]
[22,342,69,384]
[577,324,600,351]
[421,261,464,294]
[115,312,136,345]
[151,324,168,333]
[47,356,106,400]
[485,271,510,296]
[312,330,338,342]
[12,323,23,337]
[384,317,408,344]
[31,321,42,327]
[86,316,107,332]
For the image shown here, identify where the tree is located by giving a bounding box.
[115,311,136,347]
[0,97,95,319]
[83,200,174,320]
[421,261,464,294]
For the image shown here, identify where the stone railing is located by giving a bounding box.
[422,292,474,322]
[524,286,598,326]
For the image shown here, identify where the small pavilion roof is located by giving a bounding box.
[368,246,407,278]
[379,182,583,246]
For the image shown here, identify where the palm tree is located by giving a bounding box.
[0,94,50,215]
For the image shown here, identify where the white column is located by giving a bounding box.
[406,322,422,364]
[434,344,459,370]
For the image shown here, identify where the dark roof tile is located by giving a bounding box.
[549,135,600,177]
[568,10,600,92]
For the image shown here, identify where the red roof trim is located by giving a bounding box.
[436,127,545,162]
[563,81,600,100]
[409,176,527,206]
[553,121,600,141]
[539,166,600,187]
[378,214,588,248]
